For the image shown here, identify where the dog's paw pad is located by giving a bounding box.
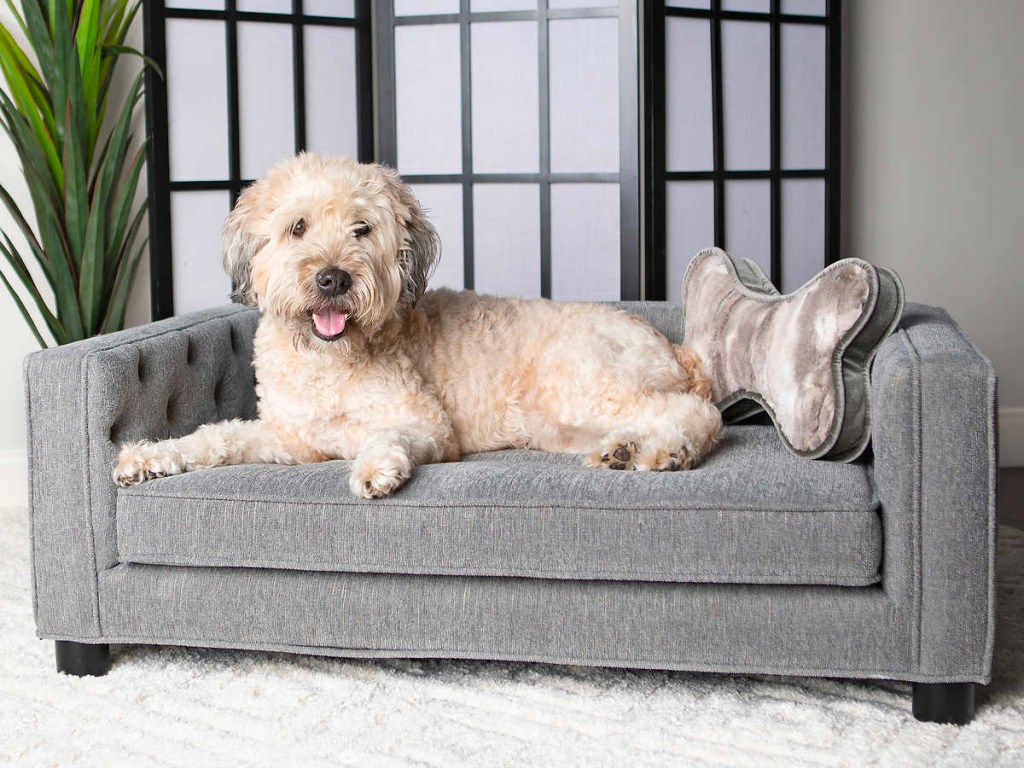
[676,446,695,469]
[632,444,697,472]
[654,446,694,471]
[595,441,637,470]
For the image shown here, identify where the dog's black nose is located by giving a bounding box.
[315,268,351,297]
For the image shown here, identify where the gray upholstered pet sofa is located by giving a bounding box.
[25,301,996,724]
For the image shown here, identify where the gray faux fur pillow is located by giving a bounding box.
[682,248,905,462]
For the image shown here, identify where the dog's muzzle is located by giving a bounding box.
[310,269,352,341]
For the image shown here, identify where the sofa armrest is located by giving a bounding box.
[870,303,997,682]
[24,304,260,640]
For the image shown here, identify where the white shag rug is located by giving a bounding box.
[1,504,1022,768]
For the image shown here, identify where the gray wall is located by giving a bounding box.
[842,0,1023,463]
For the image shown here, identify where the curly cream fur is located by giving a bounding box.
[115,154,722,498]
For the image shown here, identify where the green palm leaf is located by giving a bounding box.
[0,265,48,347]
[0,0,151,346]
[0,230,65,343]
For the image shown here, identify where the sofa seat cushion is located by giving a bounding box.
[115,425,881,586]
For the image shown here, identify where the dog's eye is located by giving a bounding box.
[353,222,371,238]
[291,219,307,239]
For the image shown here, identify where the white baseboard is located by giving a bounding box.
[0,449,28,507]
[1001,407,1024,468]
[0,407,1020,505]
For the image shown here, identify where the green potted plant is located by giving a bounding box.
[0,0,149,347]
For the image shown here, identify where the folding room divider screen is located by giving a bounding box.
[142,0,840,316]
[644,0,841,298]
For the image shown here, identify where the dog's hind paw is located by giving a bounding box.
[586,439,638,471]
[643,445,695,472]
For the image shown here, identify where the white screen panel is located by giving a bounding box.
[781,0,825,15]
[723,0,769,11]
[473,0,535,11]
[547,0,610,7]
[166,20,229,181]
[551,184,620,301]
[725,181,771,275]
[549,18,618,174]
[666,182,715,299]
[304,26,359,158]
[722,21,770,170]
[472,22,539,173]
[171,191,233,314]
[238,23,295,179]
[666,18,713,172]
[781,179,825,293]
[305,0,356,16]
[412,184,464,291]
[395,0,459,15]
[473,185,540,298]
[395,25,462,175]
[167,0,224,9]
[666,0,710,8]
[237,0,289,11]
[782,23,826,169]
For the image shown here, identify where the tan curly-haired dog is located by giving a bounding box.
[114,154,722,498]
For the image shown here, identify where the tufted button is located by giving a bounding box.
[136,355,145,382]
[186,339,196,365]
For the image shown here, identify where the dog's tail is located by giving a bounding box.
[673,344,714,401]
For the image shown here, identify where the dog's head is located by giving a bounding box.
[222,153,439,345]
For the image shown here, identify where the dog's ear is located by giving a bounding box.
[392,179,439,307]
[401,210,440,307]
[222,181,270,307]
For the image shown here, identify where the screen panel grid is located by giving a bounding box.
[144,0,372,319]
[144,0,837,314]
[378,0,639,301]
[650,0,840,299]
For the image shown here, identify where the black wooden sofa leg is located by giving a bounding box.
[912,682,975,725]
[55,641,111,677]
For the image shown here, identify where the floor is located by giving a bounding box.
[1001,467,1024,529]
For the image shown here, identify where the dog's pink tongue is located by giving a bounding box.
[312,310,347,337]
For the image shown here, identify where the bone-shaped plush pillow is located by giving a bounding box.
[681,247,905,462]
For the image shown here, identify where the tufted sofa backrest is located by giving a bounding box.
[613,302,683,344]
[99,311,260,448]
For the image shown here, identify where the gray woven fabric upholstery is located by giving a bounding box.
[116,427,881,585]
[25,304,259,638]
[25,301,997,686]
[98,564,913,680]
[869,304,997,681]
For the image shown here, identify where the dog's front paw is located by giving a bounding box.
[113,442,186,487]
[349,453,413,499]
